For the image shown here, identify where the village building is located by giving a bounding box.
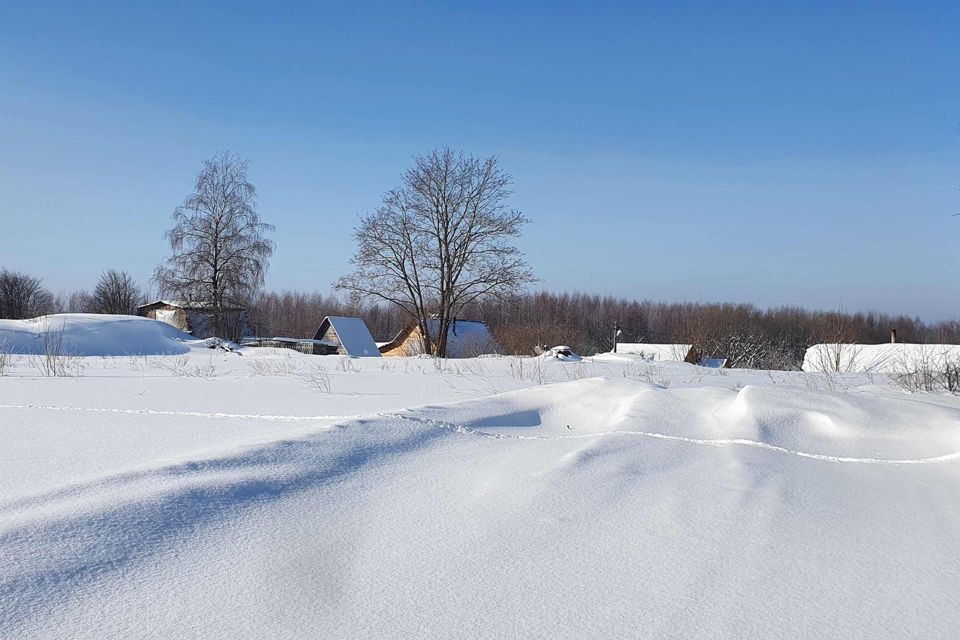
[137,300,250,340]
[311,316,382,357]
[379,318,499,358]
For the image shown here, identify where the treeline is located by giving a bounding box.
[249,290,958,370]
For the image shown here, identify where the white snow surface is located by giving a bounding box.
[1,316,960,639]
[803,342,960,373]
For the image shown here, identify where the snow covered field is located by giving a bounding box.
[2,318,960,639]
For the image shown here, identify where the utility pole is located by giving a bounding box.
[613,322,621,353]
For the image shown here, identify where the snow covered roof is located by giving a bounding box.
[138,300,247,311]
[802,343,960,374]
[431,319,498,358]
[381,318,499,357]
[615,343,694,362]
[313,316,381,357]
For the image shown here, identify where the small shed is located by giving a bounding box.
[615,343,698,363]
[379,318,499,358]
[312,316,381,357]
[137,300,250,340]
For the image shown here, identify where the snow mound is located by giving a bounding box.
[409,377,960,462]
[0,314,198,356]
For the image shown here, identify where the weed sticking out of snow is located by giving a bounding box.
[296,364,332,393]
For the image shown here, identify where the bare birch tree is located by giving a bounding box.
[336,148,534,357]
[89,270,144,315]
[154,152,274,340]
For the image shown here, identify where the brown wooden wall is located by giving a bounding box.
[140,304,189,333]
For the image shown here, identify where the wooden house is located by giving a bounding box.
[379,318,499,358]
[311,316,381,357]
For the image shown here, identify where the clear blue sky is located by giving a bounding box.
[1,1,958,319]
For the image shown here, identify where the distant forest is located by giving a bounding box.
[245,290,958,370]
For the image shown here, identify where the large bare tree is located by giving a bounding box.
[154,152,274,340]
[336,148,534,356]
[89,269,144,315]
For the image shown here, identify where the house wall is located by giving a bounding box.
[141,305,189,333]
[380,327,423,357]
[318,324,347,356]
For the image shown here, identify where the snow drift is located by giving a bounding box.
[0,314,197,356]
[2,356,960,639]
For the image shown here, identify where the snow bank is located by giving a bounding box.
[0,314,197,356]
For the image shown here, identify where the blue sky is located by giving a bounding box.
[1,1,958,319]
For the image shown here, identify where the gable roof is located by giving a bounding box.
[313,316,381,357]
